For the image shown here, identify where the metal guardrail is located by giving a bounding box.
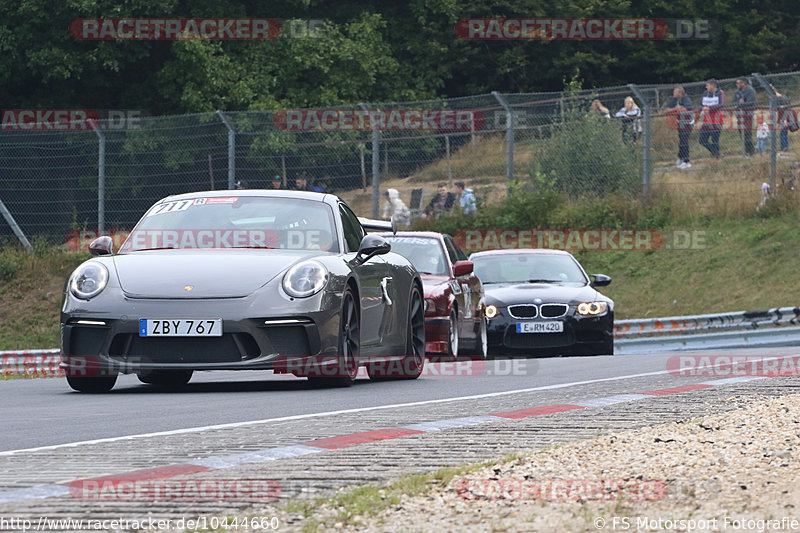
[3,308,800,374]
[614,307,800,337]
[615,325,800,355]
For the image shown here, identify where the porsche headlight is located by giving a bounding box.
[424,298,436,314]
[69,262,109,300]
[577,301,608,316]
[282,260,328,298]
[485,304,498,319]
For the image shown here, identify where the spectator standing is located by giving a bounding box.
[381,188,411,226]
[271,175,282,189]
[421,183,456,219]
[699,79,725,158]
[757,114,769,155]
[590,99,611,120]
[773,86,792,153]
[734,77,756,156]
[454,181,477,215]
[235,180,247,190]
[296,176,324,193]
[614,96,642,143]
[665,85,694,169]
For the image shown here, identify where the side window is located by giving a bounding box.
[446,235,469,261]
[339,204,365,252]
[443,236,459,264]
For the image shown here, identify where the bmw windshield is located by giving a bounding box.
[472,253,589,287]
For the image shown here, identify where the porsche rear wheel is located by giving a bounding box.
[368,284,425,380]
[137,370,193,387]
[309,286,360,387]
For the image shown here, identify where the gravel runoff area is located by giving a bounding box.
[266,392,800,533]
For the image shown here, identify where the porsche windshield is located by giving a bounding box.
[472,253,588,286]
[119,196,339,252]
[384,236,449,276]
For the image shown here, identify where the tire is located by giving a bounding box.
[602,337,614,356]
[66,375,117,393]
[137,370,193,386]
[368,284,425,380]
[460,315,488,360]
[446,309,459,358]
[309,286,360,388]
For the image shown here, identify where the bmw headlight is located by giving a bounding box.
[485,304,498,319]
[577,301,608,316]
[70,262,109,300]
[282,260,328,298]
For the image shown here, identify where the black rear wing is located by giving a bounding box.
[358,217,397,235]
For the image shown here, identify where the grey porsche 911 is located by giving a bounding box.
[60,190,425,392]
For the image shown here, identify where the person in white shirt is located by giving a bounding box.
[757,114,769,155]
[382,188,411,226]
[615,96,642,143]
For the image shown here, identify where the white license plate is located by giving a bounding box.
[139,319,222,337]
[516,321,563,333]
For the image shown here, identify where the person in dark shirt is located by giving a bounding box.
[734,77,757,156]
[421,183,456,219]
[665,85,694,169]
[295,176,325,193]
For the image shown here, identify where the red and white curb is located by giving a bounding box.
[0,350,62,377]
[0,375,769,505]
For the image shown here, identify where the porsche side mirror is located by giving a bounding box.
[452,260,473,277]
[354,234,391,264]
[89,236,113,256]
[591,273,611,287]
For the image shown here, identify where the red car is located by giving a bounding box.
[381,232,487,359]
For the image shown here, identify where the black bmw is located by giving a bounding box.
[470,249,613,356]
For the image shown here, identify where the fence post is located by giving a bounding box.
[628,84,651,197]
[92,122,106,232]
[753,73,777,189]
[491,92,514,194]
[216,110,236,189]
[445,135,452,187]
[359,103,380,218]
[0,196,33,252]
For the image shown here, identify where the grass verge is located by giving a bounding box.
[0,241,89,350]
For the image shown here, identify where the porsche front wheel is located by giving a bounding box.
[309,286,360,387]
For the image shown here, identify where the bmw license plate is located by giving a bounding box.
[139,319,222,337]
[516,321,563,333]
